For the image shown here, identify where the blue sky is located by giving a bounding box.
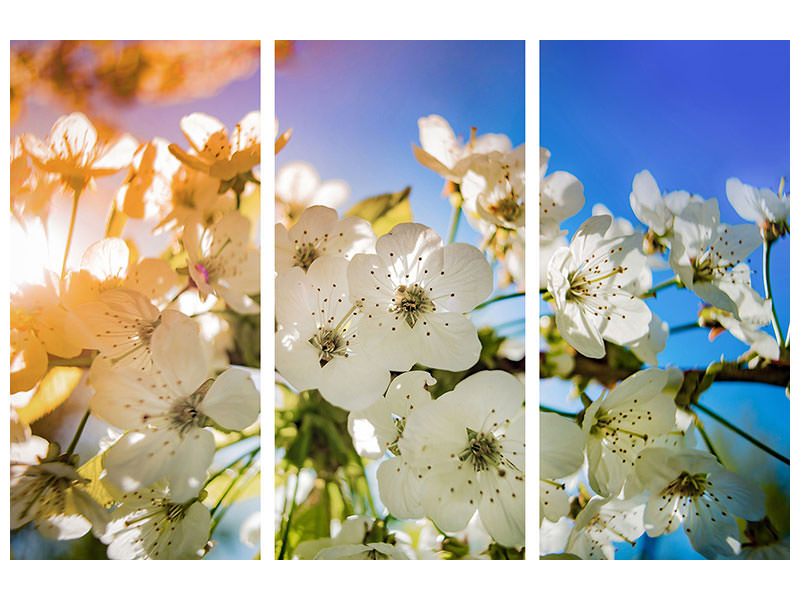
[277,40,526,332]
[541,40,789,559]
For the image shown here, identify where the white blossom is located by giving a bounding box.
[636,447,766,558]
[101,484,210,560]
[348,223,492,372]
[399,371,525,547]
[412,114,511,183]
[275,255,390,411]
[670,197,762,317]
[546,215,652,358]
[275,205,375,274]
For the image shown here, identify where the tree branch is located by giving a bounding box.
[540,352,789,389]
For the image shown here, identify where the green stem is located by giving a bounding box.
[473,291,525,311]
[762,239,785,347]
[670,322,701,334]
[208,450,259,536]
[640,277,679,299]
[205,446,260,487]
[61,188,81,279]
[64,409,91,457]
[693,413,722,464]
[214,429,260,451]
[235,189,242,210]
[445,187,463,245]
[539,405,578,419]
[694,403,789,465]
[277,471,300,560]
[357,454,378,519]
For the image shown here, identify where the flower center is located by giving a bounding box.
[458,428,503,472]
[293,242,320,271]
[663,471,708,498]
[690,254,718,283]
[170,379,213,434]
[391,284,433,328]
[309,327,347,367]
[488,192,523,224]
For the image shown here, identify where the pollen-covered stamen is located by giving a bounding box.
[387,416,406,456]
[309,327,348,367]
[488,192,523,223]
[663,471,708,499]
[292,242,320,271]
[390,283,434,328]
[169,378,214,434]
[458,428,504,472]
[109,315,162,365]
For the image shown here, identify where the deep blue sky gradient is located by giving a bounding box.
[541,40,789,560]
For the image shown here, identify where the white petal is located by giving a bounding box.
[318,353,390,411]
[150,309,208,396]
[165,429,215,502]
[410,311,482,371]
[201,367,259,430]
[427,243,492,312]
[376,457,424,519]
[478,469,524,547]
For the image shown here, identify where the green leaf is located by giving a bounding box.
[346,186,412,237]
[17,366,83,425]
[541,552,581,560]
[204,471,260,506]
[77,452,122,509]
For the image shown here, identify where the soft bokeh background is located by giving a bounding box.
[276,40,526,334]
[540,40,789,559]
[10,40,261,560]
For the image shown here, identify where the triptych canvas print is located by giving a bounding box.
[7,39,789,562]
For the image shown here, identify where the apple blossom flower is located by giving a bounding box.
[348,222,492,372]
[294,515,411,560]
[183,211,260,314]
[670,197,762,317]
[354,371,436,519]
[546,214,652,359]
[412,114,511,183]
[539,147,585,241]
[704,291,780,360]
[11,136,63,218]
[21,112,137,193]
[565,496,646,560]
[460,145,525,231]
[275,205,375,275]
[11,271,90,392]
[726,177,789,241]
[275,161,350,225]
[11,436,108,540]
[64,238,180,308]
[75,288,200,372]
[636,447,766,558]
[540,412,584,524]
[580,368,678,498]
[155,165,235,234]
[629,170,704,244]
[168,111,260,190]
[89,344,259,501]
[275,256,390,410]
[115,138,176,220]
[101,484,210,560]
[399,371,525,547]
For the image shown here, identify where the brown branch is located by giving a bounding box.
[541,352,789,389]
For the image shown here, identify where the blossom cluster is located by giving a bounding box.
[11,110,261,559]
[540,152,789,559]
[276,114,526,559]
